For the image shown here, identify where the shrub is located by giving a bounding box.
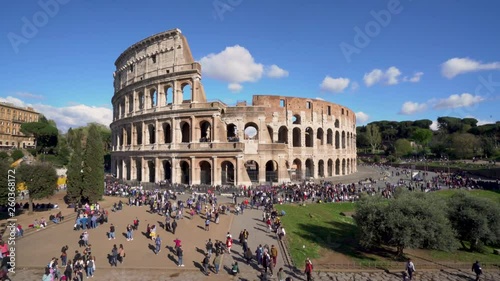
[11,149,24,161]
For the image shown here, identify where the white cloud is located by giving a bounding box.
[265,64,289,78]
[356,111,369,124]
[228,83,243,93]
[403,72,424,83]
[16,92,44,99]
[399,101,428,115]
[0,96,112,132]
[363,66,402,86]
[429,120,439,131]
[442,57,500,79]
[200,45,264,84]
[320,76,350,93]
[477,119,495,126]
[315,97,325,101]
[432,93,485,109]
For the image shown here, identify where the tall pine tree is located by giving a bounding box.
[66,130,84,203]
[82,124,105,203]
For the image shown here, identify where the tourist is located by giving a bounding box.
[231,261,240,276]
[244,247,253,264]
[206,239,213,257]
[406,258,415,280]
[278,226,286,240]
[277,267,285,281]
[63,259,72,280]
[86,256,95,278]
[126,224,133,241]
[155,235,161,255]
[60,245,69,266]
[15,224,23,237]
[271,245,278,267]
[304,258,313,281]
[176,244,184,267]
[472,260,482,281]
[118,244,126,264]
[108,224,116,240]
[173,238,181,249]
[42,267,53,281]
[226,235,233,253]
[172,219,178,234]
[212,252,222,274]
[110,245,118,267]
[202,253,211,276]
[205,218,210,231]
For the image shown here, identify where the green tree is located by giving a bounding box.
[66,130,84,204]
[0,152,8,160]
[411,128,433,155]
[451,133,479,159]
[355,192,458,256]
[447,192,500,252]
[0,160,14,206]
[20,115,58,154]
[366,124,382,153]
[11,149,24,161]
[82,124,104,203]
[394,139,413,158]
[17,162,57,214]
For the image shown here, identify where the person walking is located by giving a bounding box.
[86,256,95,278]
[271,245,278,267]
[472,260,483,281]
[118,244,126,264]
[108,224,116,240]
[206,239,213,257]
[202,253,211,276]
[304,258,313,281]
[172,219,178,234]
[126,224,133,241]
[212,252,222,274]
[155,235,162,255]
[110,245,118,267]
[176,244,184,267]
[205,218,210,231]
[277,267,285,281]
[406,258,415,280]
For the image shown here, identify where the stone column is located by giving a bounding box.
[155,158,160,183]
[141,121,145,149]
[191,116,196,143]
[212,156,217,185]
[171,157,178,184]
[155,119,159,145]
[172,118,178,144]
[116,159,121,180]
[190,156,197,185]
[258,158,265,183]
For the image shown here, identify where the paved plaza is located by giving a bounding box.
[8,165,500,280]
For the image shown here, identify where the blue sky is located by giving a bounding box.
[1,0,499,131]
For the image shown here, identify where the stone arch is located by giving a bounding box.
[265,160,279,182]
[335,159,340,175]
[318,159,325,177]
[335,131,340,149]
[162,160,172,182]
[244,122,258,140]
[126,126,131,145]
[135,159,142,181]
[149,88,157,108]
[148,160,155,182]
[292,127,301,147]
[245,160,259,183]
[342,158,346,175]
[305,158,314,178]
[181,82,192,102]
[148,124,155,144]
[292,114,301,125]
[180,121,190,143]
[199,161,212,185]
[221,161,235,185]
[292,158,302,181]
[305,127,314,147]
[342,131,346,149]
[163,123,172,143]
[316,128,324,146]
[327,159,333,177]
[200,120,211,142]
[180,160,190,184]
[267,125,274,143]
[278,126,288,144]
[326,129,333,145]
[226,123,238,141]
[164,85,173,105]
[136,123,143,145]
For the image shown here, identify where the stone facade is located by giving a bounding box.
[110,29,357,186]
[0,102,38,149]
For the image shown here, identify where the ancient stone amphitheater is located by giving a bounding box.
[110,28,357,186]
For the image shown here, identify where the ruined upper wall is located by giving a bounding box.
[252,95,356,126]
[113,28,201,92]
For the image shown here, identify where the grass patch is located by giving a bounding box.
[433,189,500,203]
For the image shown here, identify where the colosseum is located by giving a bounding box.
[110,28,357,186]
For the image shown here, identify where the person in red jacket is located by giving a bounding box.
[304,258,313,281]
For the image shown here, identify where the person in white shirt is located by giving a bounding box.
[278,227,286,240]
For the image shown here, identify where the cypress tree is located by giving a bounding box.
[66,130,84,204]
[82,124,105,203]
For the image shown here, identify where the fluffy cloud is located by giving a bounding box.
[320,76,350,93]
[432,93,485,109]
[441,57,500,79]
[403,72,424,83]
[228,83,243,93]
[429,120,439,131]
[399,101,428,115]
[0,96,112,132]
[364,66,402,86]
[16,92,44,99]
[356,111,369,124]
[265,64,289,78]
[199,45,288,91]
